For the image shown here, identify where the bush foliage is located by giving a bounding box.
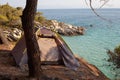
[114,45,120,56]
[0,3,52,29]
[107,45,120,68]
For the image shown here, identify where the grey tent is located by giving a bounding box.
[11,27,80,70]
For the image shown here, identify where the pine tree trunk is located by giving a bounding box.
[21,0,42,78]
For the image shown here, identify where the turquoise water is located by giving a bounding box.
[39,9,120,79]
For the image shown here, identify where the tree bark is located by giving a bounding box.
[21,0,42,78]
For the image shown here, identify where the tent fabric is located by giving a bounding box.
[12,36,26,65]
[38,38,62,61]
[54,35,80,70]
[11,28,80,70]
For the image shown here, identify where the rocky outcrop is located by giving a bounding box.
[1,20,85,42]
[0,4,85,37]
[3,28,22,42]
[50,20,85,36]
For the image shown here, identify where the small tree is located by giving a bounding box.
[21,0,42,78]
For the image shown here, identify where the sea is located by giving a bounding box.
[39,9,120,80]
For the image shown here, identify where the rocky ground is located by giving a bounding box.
[0,46,109,80]
[49,20,85,36]
[0,4,85,42]
[0,20,85,43]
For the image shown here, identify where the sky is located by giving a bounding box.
[0,0,120,9]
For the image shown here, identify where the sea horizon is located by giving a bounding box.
[38,8,120,10]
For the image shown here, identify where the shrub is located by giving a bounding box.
[16,7,23,10]
[0,14,8,22]
[107,45,120,68]
[114,45,120,56]
[0,3,51,28]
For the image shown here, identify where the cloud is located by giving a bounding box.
[0,0,26,8]
[0,0,120,9]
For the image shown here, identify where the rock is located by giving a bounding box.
[12,28,22,39]
[77,27,85,35]
[2,20,85,41]
[50,20,85,36]
[57,29,65,35]
[51,20,60,29]
[3,28,22,42]
[35,20,85,36]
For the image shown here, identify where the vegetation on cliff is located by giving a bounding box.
[0,3,85,38]
[107,45,120,68]
[0,3,22,28]
[0,3,52,29]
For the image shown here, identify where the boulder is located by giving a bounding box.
[3,28,22,42]
[51,20,85,36]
